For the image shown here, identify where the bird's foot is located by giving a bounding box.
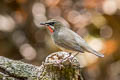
[58,52,77,65]
[70,52,79,60]
[55,52,78,65]
[64,52,79,62]
[60,52,72,62]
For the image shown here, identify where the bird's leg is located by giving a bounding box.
[69,52,79,60]
[73,52,79,57]
[52,52,72,69]
[58,52,72,63]
[57,53,72,65]
[55,52,79,68]
[60,52,79,63]
[56,52,80,65]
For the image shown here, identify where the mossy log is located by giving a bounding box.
[0,52,83,80]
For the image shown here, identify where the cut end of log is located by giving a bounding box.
[44,51,80,69]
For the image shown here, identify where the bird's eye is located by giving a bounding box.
[49,22,55,25]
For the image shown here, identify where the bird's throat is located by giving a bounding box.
[48,26,54,33]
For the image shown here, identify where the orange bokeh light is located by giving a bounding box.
[84,0,104,9]
[102,40,118,55]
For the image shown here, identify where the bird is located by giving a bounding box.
[40,19,104,58]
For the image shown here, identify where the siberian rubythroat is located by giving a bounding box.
[40,19,104,58]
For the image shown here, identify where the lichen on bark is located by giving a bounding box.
[0,51,83,80]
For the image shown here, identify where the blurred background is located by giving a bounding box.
[0,0,120,80]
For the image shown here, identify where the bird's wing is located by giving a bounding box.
[54,28,84,53]
[73,30,104,57]
[56,28,104,57]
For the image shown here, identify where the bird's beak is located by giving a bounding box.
[40,22,46,25]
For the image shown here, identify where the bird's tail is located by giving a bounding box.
[85,47,104,58]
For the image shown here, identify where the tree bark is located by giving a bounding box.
[0,51,83,80]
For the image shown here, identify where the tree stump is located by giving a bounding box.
[0,51,83,80]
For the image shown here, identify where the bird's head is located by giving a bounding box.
[40,19,63,33]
